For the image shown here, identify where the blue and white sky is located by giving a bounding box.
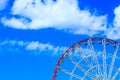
[0,0,120,80]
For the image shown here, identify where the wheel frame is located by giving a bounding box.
[52,37,120,80]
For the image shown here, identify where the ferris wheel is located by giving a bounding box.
[52,37,120,80]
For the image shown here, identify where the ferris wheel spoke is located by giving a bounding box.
[66,54,95,79]
[77,46,97,75]
[59,67,83,80]
[111,68,120,80]
[102,39,107,79]
[108,43,119,80]
[52,38,120,80]
[70,53,94,80]
[88,39,102,77]
[83,65,99,79]
[70,58,85,80]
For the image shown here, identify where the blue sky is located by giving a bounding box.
[0,0,120,80]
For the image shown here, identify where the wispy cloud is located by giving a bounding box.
[0,0,8,10]
[0,40,67,56]
[26,41,67,55]
[1,0,107,36]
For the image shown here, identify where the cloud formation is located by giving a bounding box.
[1,0,107,36]
[0,0,8,10]
[1,0,120,39]
[0,40,67,56]
[106,5,120,39]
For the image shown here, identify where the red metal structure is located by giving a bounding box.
[52,37,120,80]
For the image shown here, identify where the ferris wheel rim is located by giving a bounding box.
[52,37,120,80]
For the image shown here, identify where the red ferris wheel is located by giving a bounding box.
[52,37,120,80]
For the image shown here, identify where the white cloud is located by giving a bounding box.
[26,41,53,51]
[114,5,120,27]
[1,17,27,29]
[0,40,67,56]
[106,5,120,39]
[2,0,120,40]
[106,27,120,40]
[26,41,67,55]
[0,0,8,10]
[1,0,107,36]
